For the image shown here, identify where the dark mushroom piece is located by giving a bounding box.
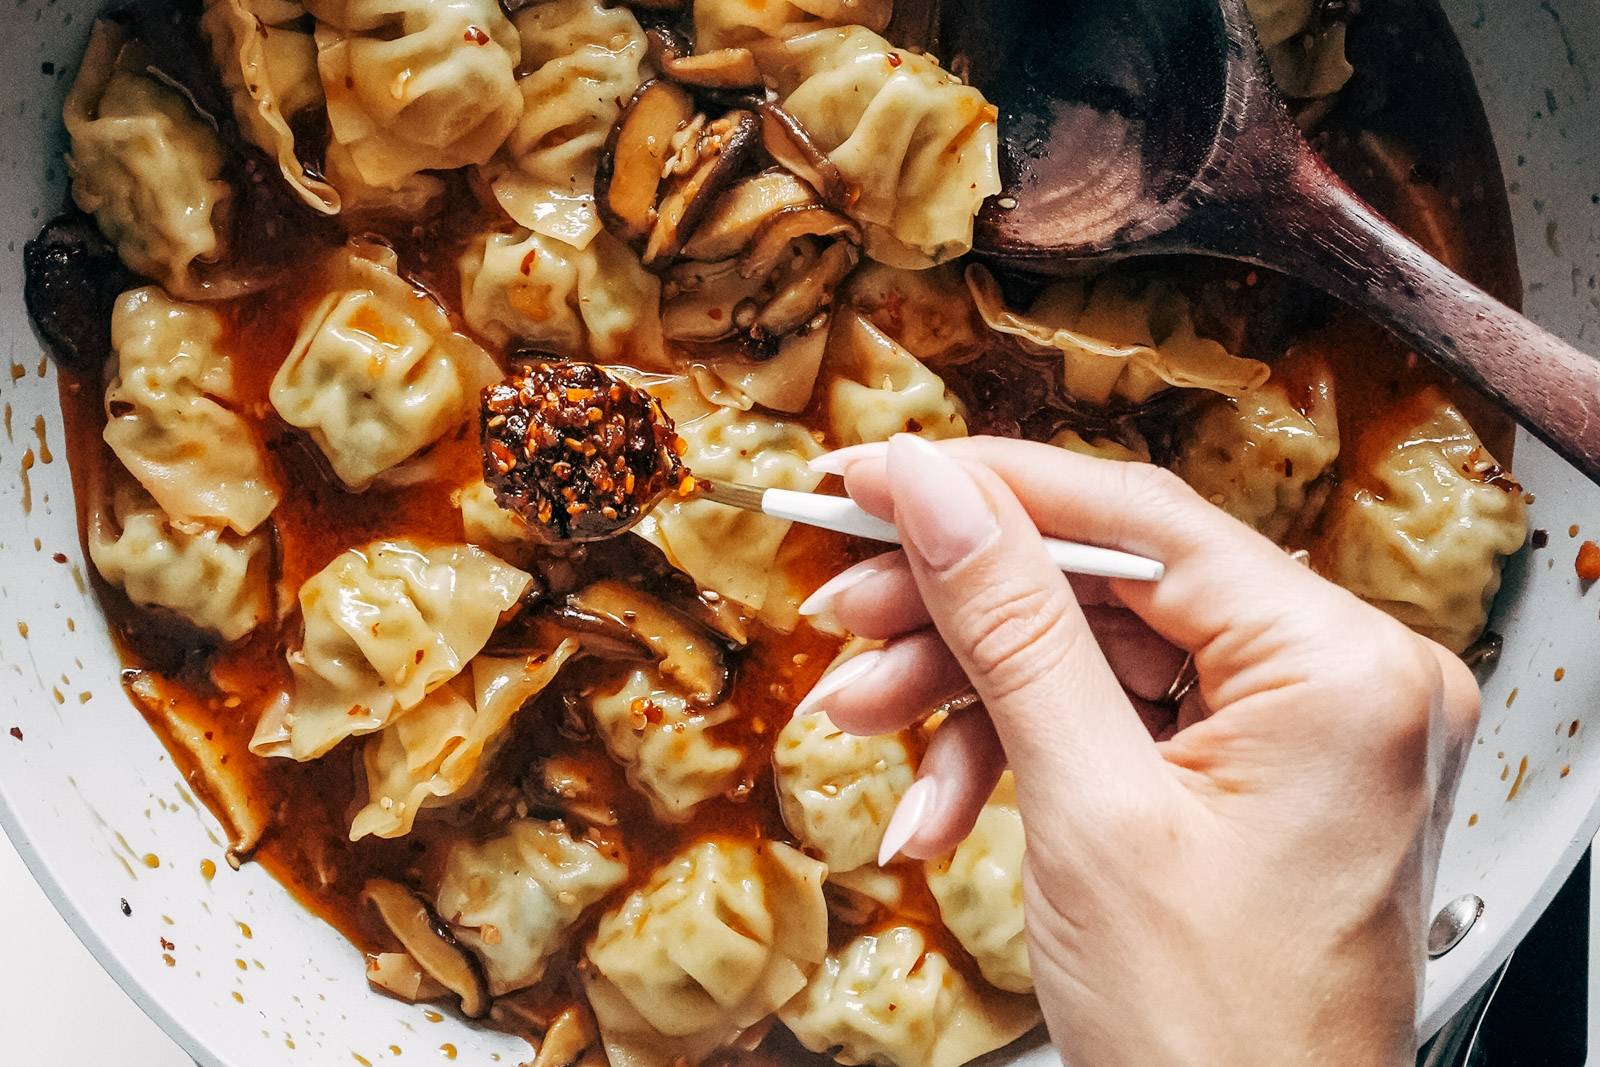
[750,240,859,343]
[740,205,861,279]
[570,579,733,705]
[481,360,690,544]
[682,170,821,263]
[24,212,135,373]
[644,108,761,266]
[661,258,767,344]
[757,101,858,210]
[596,80,697,245]
[664,48,764,91]
[522,755,620,828]
[362,880,491,1019]
[646,26,763,93]
[486,603,657,661]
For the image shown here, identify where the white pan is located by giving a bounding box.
[0,1,1595,1063]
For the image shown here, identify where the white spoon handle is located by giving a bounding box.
[758,488,1165,582]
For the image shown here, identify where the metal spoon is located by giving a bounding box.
[937,0,1600,484]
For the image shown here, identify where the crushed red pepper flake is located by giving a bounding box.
[481,360,686,542]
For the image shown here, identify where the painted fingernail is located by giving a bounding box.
[887,434,999,570]
[799,556,894,618]
[792,648,883,717]
[878,777,938,866]
[810,442,889,475]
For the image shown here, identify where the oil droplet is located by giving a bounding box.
[32,416,52,463]
[1572,524,1582,538]
[19,448,34,514]
[9,362,24,381]
[1561,765,1572,778]
[285,1038,297,1051]
[439,1045,457,1061]
[142,853,160,869]
[1555,667,1567,681]
[1507,756,1530,801]
[1500,764,1510,781]
[1506,687,1518,707]
[389,1047,403,1057]
[232,992,245,1004]
[201,859,217,881]
[161,914,174,926]
[162,953,175,967]
[1467,813,1479,827]
[237,921,253,939]
[353,1055,373,1067]
[1570,720,1581,737]
[16,621,28,639]
[2,402,11,440]
[422,1010,443,1024]
[36,354,47,377]
[235,958,248,971]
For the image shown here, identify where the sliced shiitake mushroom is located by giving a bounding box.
[363,880,491,1019]
[676,590,750,647]
[24,211,135,373]
[570,580,732,705]
[644,109,760,266]
[647,26,763,93]
[523,755,619,827]
[488,604,657,662]
[757,101,856,210]
[661,258,765,343]
[531,1004,600,1067]
[754,240,858,340]
[740,205,861,280]
[366,952,449,1004]
[662,47,763,91]
[681,170,820,263]
[596,80,697,245]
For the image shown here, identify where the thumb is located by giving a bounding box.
[881,434,1167,813]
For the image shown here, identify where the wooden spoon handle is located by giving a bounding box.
[1225,143,1600,481]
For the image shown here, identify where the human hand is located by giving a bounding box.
[795,434,1480,1067]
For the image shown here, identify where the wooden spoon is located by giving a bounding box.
[941,0,1600,483]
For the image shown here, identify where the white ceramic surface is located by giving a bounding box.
[0,2,1596,1064]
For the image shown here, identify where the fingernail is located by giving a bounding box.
[810,442,889,475]
[799,556,893,618]
[887,434,999,570]
[792,649,883,717]
[878,777,938,866]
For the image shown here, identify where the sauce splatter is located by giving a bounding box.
[201,859,217,882]
[1467,813,1479,826]
[1555,667,1567,681]
[19,448,34,513]
[1507,756,1530,801]
[142,853,160,869]
[32,415,52,463]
